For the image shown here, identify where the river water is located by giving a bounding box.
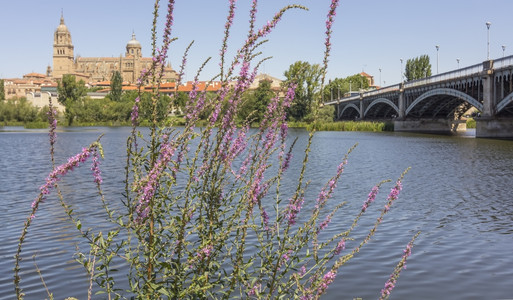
[0,126,512,299]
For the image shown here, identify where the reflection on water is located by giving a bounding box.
[0,127,512,299]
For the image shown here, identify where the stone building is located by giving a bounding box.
[359,71,375,87]
[3,73,55,100]
[51,14,178,83]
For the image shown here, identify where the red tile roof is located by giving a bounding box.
[23,72,47,78]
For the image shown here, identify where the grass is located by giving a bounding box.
[24,122,49,129]
[466,118,476,129]
[3,118,395,132]
[302,121,394,132]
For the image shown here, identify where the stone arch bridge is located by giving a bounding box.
[324,56,513,138]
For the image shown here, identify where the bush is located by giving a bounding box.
[466,118,476,129]
[15,1,418,299]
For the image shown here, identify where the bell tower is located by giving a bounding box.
[52,12,75,79]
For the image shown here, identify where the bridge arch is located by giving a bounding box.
[338,103,360,119]
[405,88,483,116]
[363,97,399,118]
[497,91,513,113]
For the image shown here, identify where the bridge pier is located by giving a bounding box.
[475,118,513,139]
[394,119,466,134]
[398,83,405,119]
[481,60,496,117]
[475,60,513,139]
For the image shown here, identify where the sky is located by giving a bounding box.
[1,0,513,87]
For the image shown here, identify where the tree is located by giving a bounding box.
[405,55,432,81]
[0,79,5,100]
[110,71,123,102]
[239,79,276,123]
[323,74,370,101]
[172,91,189,114]
[138,92,172,122]
[283,61,322,121]
[57,74,87,125]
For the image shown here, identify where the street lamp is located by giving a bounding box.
[502,45,506,58]
[486,21,491,60]
[379,68,382,87]
[436,45,439,74]
[400,58,403,82]
[456,58,460,68]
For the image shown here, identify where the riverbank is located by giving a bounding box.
[1,118,477,131]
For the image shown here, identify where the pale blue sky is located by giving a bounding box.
[1,0,512,86]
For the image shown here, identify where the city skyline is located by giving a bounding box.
[1,0,513,86]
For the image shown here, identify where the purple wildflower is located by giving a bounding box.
[315,158,347,210]
[130,96,140,127]
[135,140,177,222]
[317,270,337,295]
[226,125,249,164]
[318,213,332,232]
[247,283,261,296]
[196,244,213,260]
[362,185,380,212]
[384,179,403,213]
[334,238,345,255]
[286,196,304,226]
[184,80,207,124]
[299,265,307,276]
[219,0,237,76]
[380,232,419,300]
[46,103,57,147]
[247,164,266,205]
[322,0,340,71]
[248,0,258,36]
[31,145,100,219]
[261,208,270,231]
[91,148,102,184]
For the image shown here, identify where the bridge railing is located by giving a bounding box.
[493,55,513,69]
[404,63,483,88]
[323,84,401,105]
[361,84,401,97]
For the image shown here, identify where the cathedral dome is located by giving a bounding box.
[127,33,141,48]
[126,33,142,58]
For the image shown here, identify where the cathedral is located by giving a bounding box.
[51,14,178,83]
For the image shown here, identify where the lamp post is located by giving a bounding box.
[400,58,403,82]
[486,21,491,60]
[379,68,382,87]
[502,45,506,58]
[456,58,460,69]
[436,45,439,74]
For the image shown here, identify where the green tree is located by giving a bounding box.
[110,71,123,102]
[405,55,432,81]
[138,92,172,122]
[0,79,5,100]
[283,61,322,121]
[239,79,276,123]
[172,91,189,114]
[317,105,335,122]
[323,74,369,101]
[0,97,40,123]
[57,74,87,125]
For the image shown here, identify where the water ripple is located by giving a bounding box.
[1,128,513,299]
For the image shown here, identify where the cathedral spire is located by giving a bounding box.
[60,9,65,25]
